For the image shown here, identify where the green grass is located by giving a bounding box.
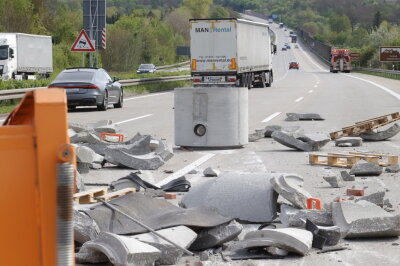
[0,100,19,114]
[0,79,51,90]
[354,70,400,81]
[123,80,192,96]
[110,70,190,80]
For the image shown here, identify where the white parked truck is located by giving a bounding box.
[0,33,53,80]
[190,18,274,88]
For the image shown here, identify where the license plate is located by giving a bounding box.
[66,88,80,93]
[204,76,225,83]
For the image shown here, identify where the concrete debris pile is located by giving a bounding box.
[69,120,173,172]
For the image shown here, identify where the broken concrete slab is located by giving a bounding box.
[280,204,333,227]
[285,113,324,121]
[386,165,400,173]
[105,135,152,155]
[335,137,363,147]
[181,173,278,222]
[76,146,104,164]
[131,226,197,265]
[93,124,119,134]
[203,167,220,177]
[264,125,282,137]
[340,171,355,181]
[249,132,264,142]
[76,232,161,266]
[305,219,341,248]
[73,210,100,244]
[355,191,385,207]
[77,162,90,174]
[264,125,303,138]
[360,123,400,141]
[189,220,243,251]
[270,174,312,209]
[272,131,330,152]
[76,171,86,192]
[240,228,313,256]
[323,173,345,188]
[332,200,400,238]
[105,150,165,170]
[349,162,383,176]
[154,139,174,162]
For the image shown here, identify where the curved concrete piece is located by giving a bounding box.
[280,204,333,227]
[270,174,312,209]
[73,210,100,244]
[360,123,400,141]
[241,228,313,256]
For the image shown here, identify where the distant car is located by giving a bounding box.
[137,64,156,74]
[284,29,287,31]
[295,45,299,49]
[289,62,299,70]
[286,44,291,49]
[48,68,123,111]
[282,47,287,51]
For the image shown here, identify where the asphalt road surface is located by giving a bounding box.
[70,16,400,265]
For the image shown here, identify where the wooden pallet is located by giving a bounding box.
[97,188,136,201]
[348,152,398,167]
[309,152,398,168]
[330,112,400,140]
[73,188,107,204]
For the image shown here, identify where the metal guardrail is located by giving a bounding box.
[156,61,190,70]
[354,67,400,76]
[0,75,192,101]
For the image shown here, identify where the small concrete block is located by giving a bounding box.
[349,162,383,176]
[270,174,312,209]
[335,137,363,147]
[340,171,355,181]
[203,167,220,177]
[386,165,400,173]
[285,113,324,121]
[323,174,345,188]
[347,189,364,196]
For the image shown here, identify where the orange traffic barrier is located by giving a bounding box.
[100,132,125,142]
[307,198,322,210]
[0,89,75,266]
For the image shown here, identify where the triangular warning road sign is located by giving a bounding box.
[71,30,96,52]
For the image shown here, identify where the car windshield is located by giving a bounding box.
[52,70,95,83]
[139,64,154,69]
[0,45,8,60]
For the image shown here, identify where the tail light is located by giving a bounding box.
[48,85,99,89]
[229,58,237,70]
[191,59,197,71]
[227,76,237,82]
[192,77,202,82]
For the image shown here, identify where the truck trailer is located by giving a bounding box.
[190,18,274,89]
[330,48,351,73]
[0,33,53,80]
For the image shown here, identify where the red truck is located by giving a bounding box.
[330,48,351,73]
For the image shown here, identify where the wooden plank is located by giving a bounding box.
[309,154,360,168]
[97,188,136,201]
[73,188,107,204]
[348,152,398,166]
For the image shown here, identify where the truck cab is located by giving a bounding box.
[330,48,352,73]
[0,39,15,80]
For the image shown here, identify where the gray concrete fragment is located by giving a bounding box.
[360,123,400,141]
[76,172,86,192]
[131,226,197,265]
[203,167,220,177]
[314,225,341,246]
[154,139,174,161]
[296,133,331,150]
[264,125,303,138]
[355,191,385,207]
[76,232,161,266]
[340,171,355,181]
[68,128,77,138]
[189,220,243,251]
[70,131,90,143]
[181,173,278,222]
[69,122,91,133]
[386,165,400,173]
[349,162,383,176]
[241,228,313,256]
[285,113,324,121]
[266,247,289,256]
[77,162,90,174]
[280,204,333,227]
[338,143,352,147]
[335,137,363,147]
[332,200,400,238]
[272,131,330,152]
[105,149,165,170]
[93,124,119,134]
[249,131,264,142]
[90,162,102,169]
[73,210,100,244]
[76,146,104,164]
[323,173,345,188]
[105,135,151,155]
[264,125,282,137]
[270,174,312,209]
[149,139,159,151]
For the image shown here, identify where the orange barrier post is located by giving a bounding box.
[307,198,322,210]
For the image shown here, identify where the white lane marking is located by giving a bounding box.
[262,112,282,123]
[156,153,215,186]
[115,114,153,125]
[309,90,313,93]
[124,92,171,101]
[343,74,400,101]
[298,44,328,72]
[295,97,304,102]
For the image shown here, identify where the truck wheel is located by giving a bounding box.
[97,91,108,111]
[260,72,266,88]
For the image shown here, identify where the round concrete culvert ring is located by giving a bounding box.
[194,124,206,136]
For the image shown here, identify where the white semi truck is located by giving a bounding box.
[190,18,274,88]
[0,33,53,80]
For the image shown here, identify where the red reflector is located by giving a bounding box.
[192,78,202,82]
[227,78,237,82]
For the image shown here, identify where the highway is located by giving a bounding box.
[70,15,400,265]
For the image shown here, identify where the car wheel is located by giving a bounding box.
[114,88,123,108]
[97,91,108,111]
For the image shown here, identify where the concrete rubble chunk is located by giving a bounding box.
[338,143,352,147]
[340,171,355,181]
[73,210,100,244]
[270,174,312,209]
[131,226,197,265]
[76,146,104,164]
[264,125,303,138]
[105,150,165,170]
[149,139,159,151]
[76,232,161,266]
[264,125,282,137]
[203,167,220,177]
[335,137,363,147]
[332,200,400,238]
[355,191,385,207]
[305,219,341,247]
[272,131,330,152]
[77,162,90,174]
[323,173,345,188]
[93,124,119,134]
[349,162,383,176]
[181,173,278,222]
[285,113,324,121]
[76,171,86,192]
[266,247,289,256]
[360,123,400,141]
[280,204,333,227]
[154,139,174,161]
[240,228,313,256]
[105,135,152,155]
[189,220,243,251]
[249,131,264,142]
[386,165,400,173]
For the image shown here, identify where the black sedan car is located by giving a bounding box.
[49,68,123,111]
